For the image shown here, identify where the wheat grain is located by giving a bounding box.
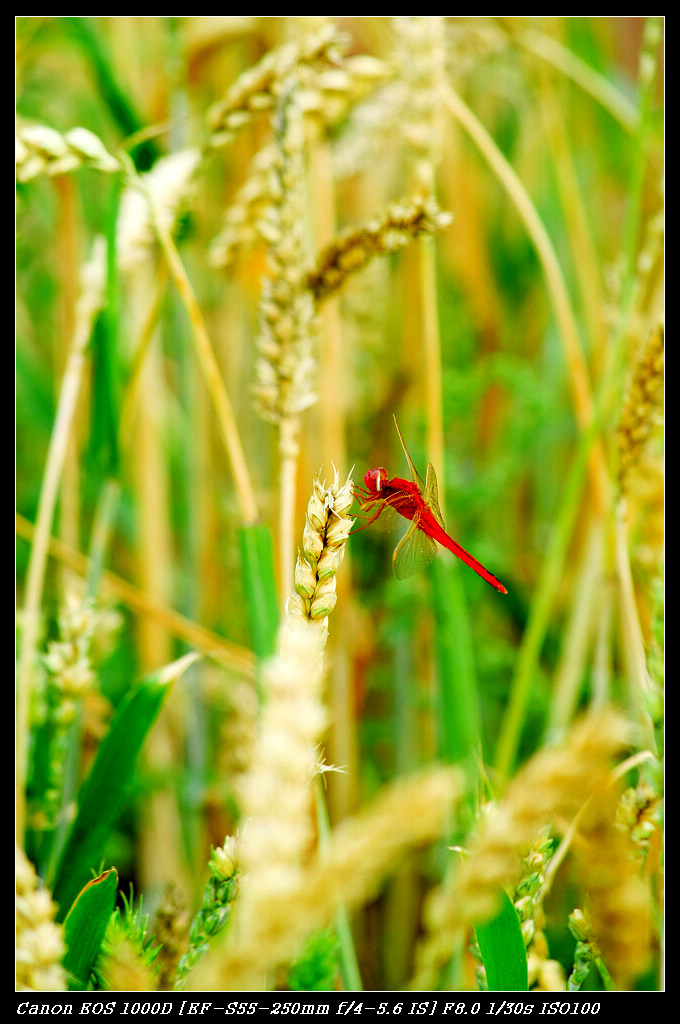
[569,777,651,989]
[193,767,461,991]
[307,195,452,304]
[251,82,317,427]
[393,17,447,188]
[16,848,66,992]
[288,469,354,623]
[616,324,664,492]
[16,122,120,182]
[206,25,346,148]
[411,711,630,990]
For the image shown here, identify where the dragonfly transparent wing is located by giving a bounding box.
[359,489,413,532]
[393,415,426,491]
[424,463,446,530]
[392,514,438,579]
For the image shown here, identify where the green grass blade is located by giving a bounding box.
[51,653,199,919]
[63,867,119,990]
[86,181,122,483]
[239,523,279,663]
[430,559,480,765]
[62,17,159,170]
[474,888,528,992]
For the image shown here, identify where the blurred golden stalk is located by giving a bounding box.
[16,238,107,840]
[616,325,664,493]
[16,514,255,679]
[518,29,640,133]
[145,184,259,526]
[613,325,664,745]
[443,82,608,513]
[16,847,67,992]
[193,766,461,991]
[411,710,632,989]
[193,471,354,989]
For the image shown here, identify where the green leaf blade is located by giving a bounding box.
[52,653,198,919]
[63,867,119,990]
[474,888,529,992]
[239,523,279,662]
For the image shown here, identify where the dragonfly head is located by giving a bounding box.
[364,467,388,495]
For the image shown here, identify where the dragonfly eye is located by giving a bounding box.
[364,468,386,493]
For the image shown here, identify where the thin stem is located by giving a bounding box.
[545,518,605,741]
[150,200,259,526]
[16,514,256,678]
[314,779,363,991]
[534,67,608,364]
[518,29,640,134]
[16,241,104,840]
[615,502,656,751]
[443,83,607,514]
[417,234,445,508]
[278,417,299,602]
[118,260,168,450]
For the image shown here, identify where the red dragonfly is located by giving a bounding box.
[354,417,507,593]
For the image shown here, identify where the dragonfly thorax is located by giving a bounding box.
[365,467,388,494]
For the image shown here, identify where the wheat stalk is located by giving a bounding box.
[184,470,352,988]
[287,469,354,623]
[252,81,317,428]
[16,238,107,839]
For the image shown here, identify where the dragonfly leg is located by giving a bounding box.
[349,503,387,535]
[352,484,373,501]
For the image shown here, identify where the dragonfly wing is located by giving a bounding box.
[424,463,446,529]
[393,516,438,579]
[361,492,411,532]
[393,415,426,491]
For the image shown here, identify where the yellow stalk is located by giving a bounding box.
[150,208,259,526]
[16,514,255,678]
[614,503,656,752]
[16,239,106,840]
[443,83,608,514]
[519,28,640,134]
